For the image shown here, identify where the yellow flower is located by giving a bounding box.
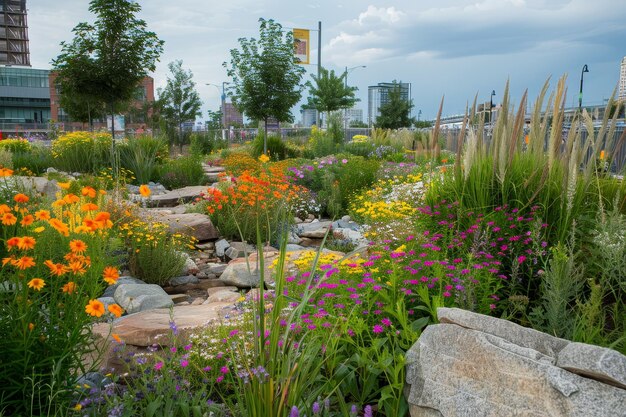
[57,181,71,190]
[85,299,105,317]
[258,154,270,163]
[27,278,46,291]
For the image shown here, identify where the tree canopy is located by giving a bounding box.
[307,67,358,124]
[158,60,203,150]
[224,18,306,153]
[52,0,164,136]
[375,81,415,129]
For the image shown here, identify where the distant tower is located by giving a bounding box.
[0,0,30,66]
[619,56,626,101]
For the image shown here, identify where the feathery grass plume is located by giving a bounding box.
[546,76,567,172]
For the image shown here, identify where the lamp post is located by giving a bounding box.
[344,65,366,134]
[489,90,496,124]
[417,109,422,122]
[579,64,589,113]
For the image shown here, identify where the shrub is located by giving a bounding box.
[0,147,13,169]
[222,152,259,176]
[0,138,32,153]
[251,133,288,160]
[306,126,337,158]
[157,155,205,189]
[118,135,168,184]
[190,131,227,156]
[119,220,188,285]
[51,131,112,173]
[12,144,54,176]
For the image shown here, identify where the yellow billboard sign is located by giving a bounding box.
[293,28,310,65]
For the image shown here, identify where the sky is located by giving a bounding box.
[27,0,626,123]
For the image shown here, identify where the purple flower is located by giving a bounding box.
[364,405,373,417]
[381,317,392,327]
[372,325,384,334]
[312,402,321,414]
[169,320,179,336]
[350,404,358,416]
[180,360,189,368]
[290,406,300,417]
[220,366,229,374]
[154,361,163,371]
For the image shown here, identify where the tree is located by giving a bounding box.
[375,81,415,129]
[307,67,358,125]
[158,60,203,151]
[224,18,306,154]
[52,0,164,140]
[206,110,223,130]
[57,92,106,130]
[414,120,433,129]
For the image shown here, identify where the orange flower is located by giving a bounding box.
[34,210,51,221]
[12,256,36,270]
[111,333,122,343]
[27,278,45,291]
[107,304,124,318]
[0,204,11,214]
[2,213,17,226]
[103,266,119,285]
[17,236,36,251]
[44,260,67,276]
[68,261,86,275]
[48,219,69,237]
[62,281,77,294]
[81,186,97,199]
[28,323,35,331]
[82,218,98,231]
[0,167,13,177]
[20,214,34,226]
[85,299,105,317]
[139,185,151,197]
[14,193,29,203]
[69,239,87,254]
[63,194,80,204]
[2,256,14,266]
[51,199,66,208]
[81,203,99,212]
[6,237,20,250]
[57,181,71,190]
[93,212,112,229]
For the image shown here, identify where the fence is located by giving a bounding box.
[201,127,372,144]
[441,126,626,174]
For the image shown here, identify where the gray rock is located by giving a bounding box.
[143,212,219,242]
[341,215,351,222]
[405,312,626,417]
[437,307,570,358]
[196,242,215,251]
[285,244,306,252]
[203,289,241,304]
[219,266,262,288]
[215,239,230,258]
[297,220,333,239]
[206,263,228,276]
[148,185,210,207]
[556,342,626,389]
[287,230,303,244]
[76,372,112,391]
[332,227,368,247]
[97,297,117,312]
[113,284,173,314]
[207,286,238,296]
[180,253,199,275]
[102,276,146,298]
[169,294,189,304]
[168,275,199,287]
[0,280,22,293]
[332,220,360,231]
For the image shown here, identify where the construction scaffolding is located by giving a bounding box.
[0,0,30,67]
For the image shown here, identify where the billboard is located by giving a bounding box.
[293,28,310,65]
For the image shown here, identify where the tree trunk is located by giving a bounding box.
[264,117,268,155]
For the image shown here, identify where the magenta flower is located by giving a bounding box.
[220,366,229,374]
[381,317,392,327]
[180,360,189,368]
[154,361,163,371]
[373,325,384,334]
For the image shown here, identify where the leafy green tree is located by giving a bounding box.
[414,120,433,129]
[307,67,358,126]
[206,110,223,130]
[375,81,415,129]
[224,18,306,154]
[349,120,368,128]
[158,60,203,151]
[57,92,106,130]
[52,0,164,139]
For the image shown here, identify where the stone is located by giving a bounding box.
[9,176,60,200]
[203,289,241,304]
[215,239,230,257]
[113,284,173,314]
[294,217,303,223]
[76,372,112,391]
[219,252,279,288]
[206,263,228,276]
[92,302,238,347]
[102,276,146,298]
[145,212,219,242]
[556,342,626,389]
[332,227,368,247]
[225,243,255,260]
[180,253,200,275]
[168,275,199,287]
[332,219,361,232]
[341,215,351,222]
[287,230,303,244]
[162,278,227,294]
[169,294,189,304]
[191,298,204,306]
[207,286,238,296]
[97,297,118,312]
[196,242,215,251]
[297,220,333,239]
[437,307,570,358]
[148,185,211,207]
[405,310,626,417]
[285,244,307,252]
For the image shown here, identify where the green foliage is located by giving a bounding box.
[12,144,54,176]
[375,81,415,129]
[118,136,168,184]
[306,127,337,158]
[0,147,13,169]
[0,138,31,153]
[251,134,287,160]
[52,0,164,132]
[189,131,226,156]
[327,111,344,144]
[51,131,112,173]
[157,155,205,190]
[158,60,203,150]
[306,67,358,123]
[224,18,306,153]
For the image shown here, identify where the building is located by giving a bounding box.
[0,67,49,125]
[617,56,626,100]
[221,102,243,127]
[344,107,363,125]
[0,0,30,67]
[368,81,411,126]
[300,107,316,127]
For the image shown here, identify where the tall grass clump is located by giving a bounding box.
[118,135,168,184]
[51,131,112,174]
[157,155,205,189]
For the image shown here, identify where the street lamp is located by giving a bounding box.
[579,64,589,113]
[417,109,422,123]
[343,65,366,133]
[206,82,229,129]
[489,90,496,124]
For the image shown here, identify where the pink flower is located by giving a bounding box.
[180,360,189,368]
[517,255,527,264]
[443,291,451,297]
[381,318,392,327]
[372,325,384,334]
[342,159,348,163]
[154,361,163,371]
[220,366,229,374]
[216,376,224,383]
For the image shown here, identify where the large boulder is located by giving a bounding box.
[147,212,219,242]
[296,220,333,239]
[113,284,173,314]
[148,186,211,207]
[405,308,626,417]
[556,342,626,390]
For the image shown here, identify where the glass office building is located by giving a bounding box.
[0,67,50,123]
[0,0,30,67]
